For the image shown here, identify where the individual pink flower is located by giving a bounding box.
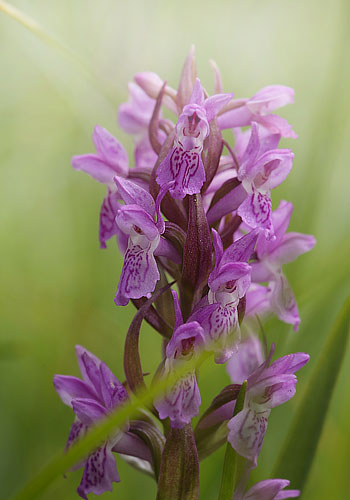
[190,229,258,363]
[113,177,178,306]
[154,291,205,428]
[72,125,129,249]
[156,78,233,199]
[218,85,297,139]
[53,346,151,499]
[227,347,309,466]
[251,200,316,330]
[237,123,294,239]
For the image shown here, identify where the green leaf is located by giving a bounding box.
[273,298,350,493]
[218,381,247,500]
[157,424,199,500]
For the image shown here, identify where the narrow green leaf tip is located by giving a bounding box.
[273,298,350,493]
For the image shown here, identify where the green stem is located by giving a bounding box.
[218,381,247,500]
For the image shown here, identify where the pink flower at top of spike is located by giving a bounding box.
[156,78,233,199]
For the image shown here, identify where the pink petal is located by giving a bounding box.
[92,125,128,175]
[72,154,117,184]
[114,176,155,216]
[77,442,120,499]
[227,408,269,465]
[247,85,295,115]
[204,92,234,121]
[53,375,98,407]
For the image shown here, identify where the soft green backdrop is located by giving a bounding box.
[1,0,349,499]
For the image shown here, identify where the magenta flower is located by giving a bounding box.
[156,78,233,199]
[236,479,299,500]
[113,177,177,306]
[71,125,129,249]
[237,122,294,239]
[227,348,309,466]
[190,229,258,363]
[154,291,205,428]
[218,85,297,139]
[53,346,151,499]
[251,200,316,330]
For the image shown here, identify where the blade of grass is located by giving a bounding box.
[272,298,350,493]
[0,0,116,104]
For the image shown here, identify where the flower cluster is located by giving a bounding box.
[55,49,315,499]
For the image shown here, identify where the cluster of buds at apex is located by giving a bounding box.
[57,48,315,499]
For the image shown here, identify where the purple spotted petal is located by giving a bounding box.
[238,191,274,239]
[77,441,120,500]
[196,302,240,363]
[256,200,293,257]
[227,335,264,384]
[114,237,160,306]
[156,146,206,199]
[72,398,107,426]
[243,479,299,500]
[66,420,87,450]
[99,190,124,249]
[155,372,201,428]
[92,125,128,175]
[53,375,98,407]
[227,408,269,466]
[114,176,155,216]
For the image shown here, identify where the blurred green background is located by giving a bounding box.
[1,0,349,499]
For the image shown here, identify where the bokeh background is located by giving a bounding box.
[1,0,349,499]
